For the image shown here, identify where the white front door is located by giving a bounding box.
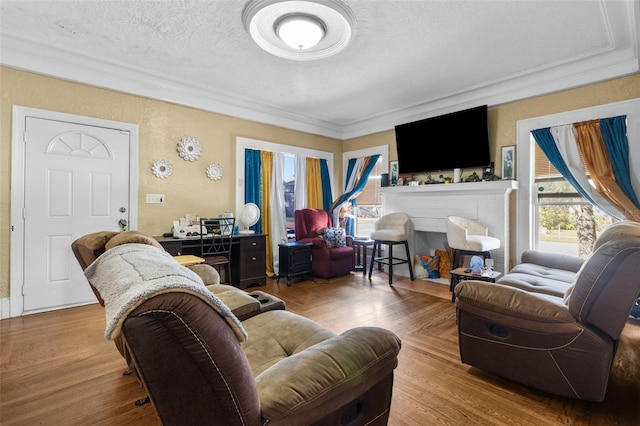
[21,116,132,313]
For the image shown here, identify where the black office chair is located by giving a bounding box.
[200,217,235,284]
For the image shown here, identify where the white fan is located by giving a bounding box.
[238,203,260,234]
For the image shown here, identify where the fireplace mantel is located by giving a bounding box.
[380,180,518,276]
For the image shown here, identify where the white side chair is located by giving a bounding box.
[368,212,414,285]
[446,215,501,271]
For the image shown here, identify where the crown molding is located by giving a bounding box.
[1,1,637,140]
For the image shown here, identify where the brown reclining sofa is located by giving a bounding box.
[455,221,640,401]
[73,230,402,425]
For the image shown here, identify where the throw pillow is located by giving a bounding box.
[435,249,450,279]
[324,227,347,248]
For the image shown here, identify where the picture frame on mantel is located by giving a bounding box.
[390,161,399,185]
[501,146,515,180]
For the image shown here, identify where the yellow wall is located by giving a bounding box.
[0,67,342,299]
[1,66,639,300]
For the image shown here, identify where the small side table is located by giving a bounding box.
[277,242,313,286]
[352,238,375,275]
[449,267,501,302]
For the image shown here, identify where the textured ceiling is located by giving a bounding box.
[1,0,638,139]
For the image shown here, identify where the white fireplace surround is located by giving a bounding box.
[379,180,518,279]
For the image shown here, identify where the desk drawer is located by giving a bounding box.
[231,234,267,289]
[240,235,265,251]
[239,250,265,277]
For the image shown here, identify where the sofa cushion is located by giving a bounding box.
[326,245,354,261]
[496,263,576,297]
[241,310,336,376]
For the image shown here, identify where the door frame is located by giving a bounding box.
[10,106,139,317]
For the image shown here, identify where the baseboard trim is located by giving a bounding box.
[1,297,11,319]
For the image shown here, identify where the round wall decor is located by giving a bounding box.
[177,136,202,161]
[206,163,223,181]
[152,159,172,178]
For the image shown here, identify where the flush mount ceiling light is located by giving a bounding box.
[242,0,355,61]
[276,14,325,50]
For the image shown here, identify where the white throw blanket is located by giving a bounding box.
[84,243,247,342]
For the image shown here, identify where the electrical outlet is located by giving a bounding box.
[146,194,165,203]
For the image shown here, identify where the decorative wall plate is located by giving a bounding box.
[152,159,172,178]
[206,163,223,181]
[177,136,202,161]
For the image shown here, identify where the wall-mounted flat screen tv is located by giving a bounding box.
[395,105,491,175]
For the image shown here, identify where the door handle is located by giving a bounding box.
[118,218,128,231]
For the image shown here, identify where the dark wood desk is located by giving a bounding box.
[155,234,267,289]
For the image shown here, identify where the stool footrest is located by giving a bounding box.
[368,239,415,284]
[373,256,410,266]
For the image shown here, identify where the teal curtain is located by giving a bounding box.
[600,116,640,207]
[244,148,262,233]
[320,159,332,211]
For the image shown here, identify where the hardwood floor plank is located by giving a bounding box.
[1,270,638,425]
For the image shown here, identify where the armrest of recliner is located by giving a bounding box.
[455,280,576,324]
[255,326,401,424]
[298,237,329,251]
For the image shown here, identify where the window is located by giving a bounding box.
[516,99,639,260]
[342,145,388,237]
[533,141,614,257]
[235,136,334,242]
[354,157,382,236]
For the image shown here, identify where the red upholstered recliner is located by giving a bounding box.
[294,208,355,278]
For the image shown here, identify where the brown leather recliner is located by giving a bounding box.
[84,239,402,425]
[454,221,640,401]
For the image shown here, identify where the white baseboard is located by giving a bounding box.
[0,297,11,319]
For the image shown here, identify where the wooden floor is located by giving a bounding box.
[1,270,639,425]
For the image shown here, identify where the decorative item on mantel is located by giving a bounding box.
[152,159,172,179]
[465,171,481,182]
[177,136,202,161]
[206,163,223,181]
